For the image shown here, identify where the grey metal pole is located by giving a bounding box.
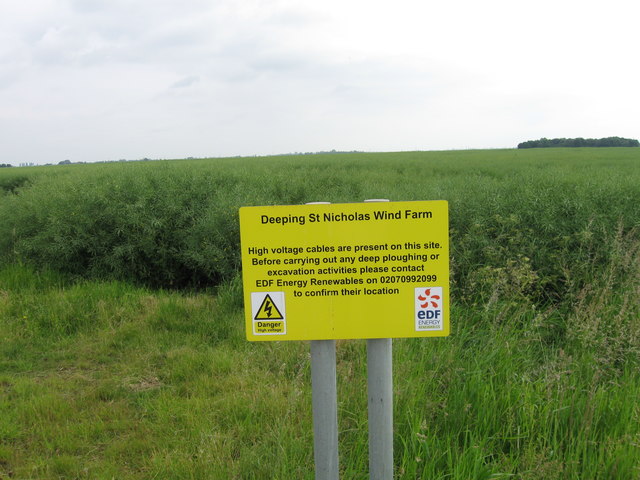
[364,199,393,480]
[367,338,393,480]
[311,340,339,480]
[306,202,339,480]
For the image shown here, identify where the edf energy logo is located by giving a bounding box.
[415,287,443,331]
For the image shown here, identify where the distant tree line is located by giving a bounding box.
[518,137,639,149]
[0,164,13,168]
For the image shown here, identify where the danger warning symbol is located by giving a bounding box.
[251,292,286,335]
[254,294,284,320]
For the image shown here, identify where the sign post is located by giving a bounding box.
[239,200,450,478]
[307,202,339,480]
[363,199,393,480]
[367,337,393,479]
[311,339,339,479]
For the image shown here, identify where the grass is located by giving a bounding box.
[1,148,639,478]
[1,266,638,478]
[1,270,313,479]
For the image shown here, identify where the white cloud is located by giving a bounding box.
[0,0,639,164]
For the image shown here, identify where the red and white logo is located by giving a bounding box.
[415,287,443,331]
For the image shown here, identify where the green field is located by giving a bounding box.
[1,148,639,479]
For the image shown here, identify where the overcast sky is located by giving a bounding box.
[1,0,639,165]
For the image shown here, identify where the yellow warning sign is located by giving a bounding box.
[254,294,284,320]
[240,200,449,341]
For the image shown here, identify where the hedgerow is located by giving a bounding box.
[1,150,638,310]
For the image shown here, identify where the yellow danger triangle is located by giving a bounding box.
[254,294,284,320]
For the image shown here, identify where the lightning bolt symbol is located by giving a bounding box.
[264,302,273,318]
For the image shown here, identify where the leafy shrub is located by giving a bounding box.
[0,157,364,289]
[0,175,31,195]
[1,150,639,307]
[0,164,244,288]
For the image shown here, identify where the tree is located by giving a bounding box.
[518,137,639,148]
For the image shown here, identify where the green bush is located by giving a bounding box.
[1,150,638,307]
[0,164,242,288]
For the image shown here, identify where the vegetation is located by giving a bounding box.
[1,148,639,478]
[517,137,639,148]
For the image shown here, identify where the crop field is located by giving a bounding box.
[0,148,639,479]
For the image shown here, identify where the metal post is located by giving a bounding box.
[367,340,393,479]
[364,199,393,480]
[311,340,339,480]
[306,202,339,480]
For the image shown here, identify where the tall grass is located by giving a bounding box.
[1,148,639,478]
[1,262,638,478]
[1,148,638,303]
